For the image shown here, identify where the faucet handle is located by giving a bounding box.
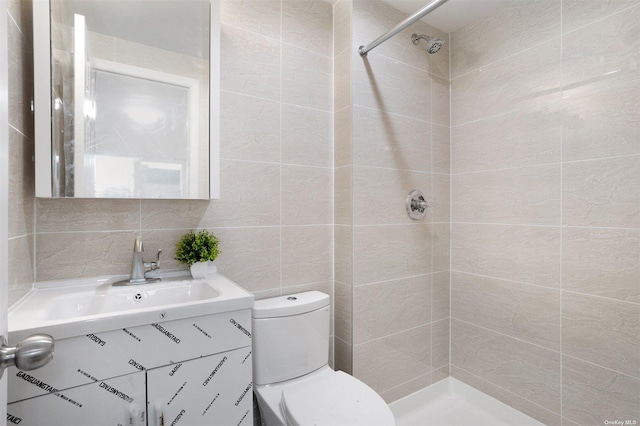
[145,249,162,272]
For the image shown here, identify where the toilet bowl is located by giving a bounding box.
[252,291,396,426]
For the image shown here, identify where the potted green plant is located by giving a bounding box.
[175,229,221,278]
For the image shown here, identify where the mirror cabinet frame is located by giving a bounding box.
[33,0,220,199]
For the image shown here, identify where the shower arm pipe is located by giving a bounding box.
[358,0,449,56]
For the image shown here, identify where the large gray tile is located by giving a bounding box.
[8,235,34,306]
[282,44,332,111]
[282,105,332,167]
[451,320,561,413]
[282,225,333,287]
[220,91,280,163]
[281,165,332,225]
[220,0,281,40]
[282,0,332,56]
[334,225,352,285]
[451,0,561,77]
[563,355,640,426]
[353,324,431,394]
[334,166,352,226]
[432,319,449,370]
[451,40,561,126]
[562,292,640,378]
[562,0,638,33]
[352,106,431,172]
[334,281,352,343]
[452,105,562,174]
[451,272,561,350]
[354,224,432,285]
[333,0,351,56]
[353,275,431,344]
[563,155,640,228]
[334,107,352,168]
[432,271,450,322]
[452,164,561,226]
[451,223,561,288]
[220,24,280,101]
[562,79,640,162]
[38,198,140,233]
[563,228,640,303]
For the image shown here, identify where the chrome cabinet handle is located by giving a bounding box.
[0,334,55,379]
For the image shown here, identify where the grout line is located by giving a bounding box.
[278,0,283,298]
[559,3,564,421]
[353,103,447,127]
[221,88,333,115]
[220,156,333,170]
[353,321,437,348]
[560,2,640,36]
[450,221,640,231]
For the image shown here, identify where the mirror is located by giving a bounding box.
[34,0,220,199]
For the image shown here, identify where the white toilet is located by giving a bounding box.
[252,291,396,426]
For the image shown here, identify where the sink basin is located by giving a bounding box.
[9,271,254,341]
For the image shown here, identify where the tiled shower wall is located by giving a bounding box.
[450,1,640,425]
[334,0,452,403]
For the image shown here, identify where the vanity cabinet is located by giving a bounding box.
[7,309,253,426]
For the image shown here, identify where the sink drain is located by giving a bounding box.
[134,292,143,301]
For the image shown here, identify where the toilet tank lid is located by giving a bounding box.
[252,291,329,319]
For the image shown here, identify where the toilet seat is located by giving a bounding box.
[280,371,396,426]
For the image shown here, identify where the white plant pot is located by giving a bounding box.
[190,261,217,278]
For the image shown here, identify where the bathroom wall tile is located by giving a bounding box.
[432,319,449,369]
[562,292,640,378]
[432,124,450,175]
[37,198,139,233]
[282,281,333,300]
[203,160,281,227]
[452,164,561,225]
[209,227,281,293]
[353,224,432,285]
[353,324,431,394]
[451,272,561,350]
[282,225,333,287]
[220,91,280,163]
[8,235,34,306]
[36,231,138,281]
[431,73,450,127]
[451,0,561,78]
[451,366,562,426]
[282,0,333,57]
[140,228,188,272]
[334,107,352,168]
[562,0,638,33]
[334,281,352,343]
[563,228,640,303]
[353,49,431,121]
[8,128,34,238]
[353,275,431,345]
[432,365,449,384]
[353,166,431,225]
[563,155,640,228]
[432,271,450,322]
[7,15,34,138]
[451,41,561,126]
[220,0,281,40]
[8,0,33,38]
[282,44,332,111]
[451,320,561,412]
[451,106,562,174]
[334,225,352,285]
[220,24,280,101]
[252,288,282,301]
[333,0,351,56]
[562,79,640,162]
[334,48,352,112]
[451,223,561,288]
[353,0,432,72]
[281,165,332,225]
[334,336,352,374]
[562,355,640,426]
[334,166,352,226]
[380,372,432,404]
[432,223,449,273]
[140,200,208,230]
[562,5,640,89]
[352,106,431,172]
[281,105,332,167]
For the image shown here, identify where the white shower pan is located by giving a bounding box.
[390,377,544,426]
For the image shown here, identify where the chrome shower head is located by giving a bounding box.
[411,33,443,54]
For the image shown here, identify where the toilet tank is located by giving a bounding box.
[252,291,330,386]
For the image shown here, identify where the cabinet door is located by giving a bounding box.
[147,347,253,426]
[6,372,146,426]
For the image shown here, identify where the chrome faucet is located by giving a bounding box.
[115,237,162,285]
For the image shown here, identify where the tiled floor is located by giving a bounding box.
[389,377,544,426]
